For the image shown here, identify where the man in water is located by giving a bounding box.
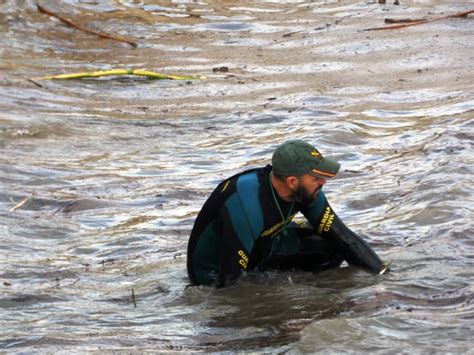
[187,139,389,288]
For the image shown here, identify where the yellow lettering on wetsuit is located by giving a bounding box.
[261,213,297,238]
[238,249,249,270]
[324,212,334,232]
[261,220,285,237]
[318,207,335,234]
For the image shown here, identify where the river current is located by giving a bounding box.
[1,0,473,352]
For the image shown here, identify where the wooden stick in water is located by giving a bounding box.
[10,197,30,212]
[36,2,138,47]
[364,9,474,31]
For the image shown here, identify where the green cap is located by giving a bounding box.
[272,139,340,178]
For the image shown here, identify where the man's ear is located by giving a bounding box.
[285,176,299,190]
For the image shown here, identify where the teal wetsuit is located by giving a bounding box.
[187,165,384,288]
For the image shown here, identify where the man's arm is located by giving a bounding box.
[216,206,251,287]
[216,194,260,288]
[301,191,387,274]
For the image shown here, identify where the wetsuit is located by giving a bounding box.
[187,165,385,288]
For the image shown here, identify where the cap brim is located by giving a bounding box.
[309,158,340,179]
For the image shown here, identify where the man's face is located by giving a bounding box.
[291,174,327,206]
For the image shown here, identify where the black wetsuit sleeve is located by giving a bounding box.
[301,192,386,273]
[325,212,385,273]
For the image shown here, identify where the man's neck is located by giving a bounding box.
[271,173,294,202]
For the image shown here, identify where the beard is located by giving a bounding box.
[293,183,321,207]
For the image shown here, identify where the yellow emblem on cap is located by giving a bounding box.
[311,149,322,158]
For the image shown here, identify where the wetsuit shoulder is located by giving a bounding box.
[223,168,265,251]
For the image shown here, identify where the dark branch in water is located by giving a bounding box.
[26,78,44,88]
[131,288,137,308]
[36,2,138,47]
[384,18,424,24]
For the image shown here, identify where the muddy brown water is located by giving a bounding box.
[1,0,473,352]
